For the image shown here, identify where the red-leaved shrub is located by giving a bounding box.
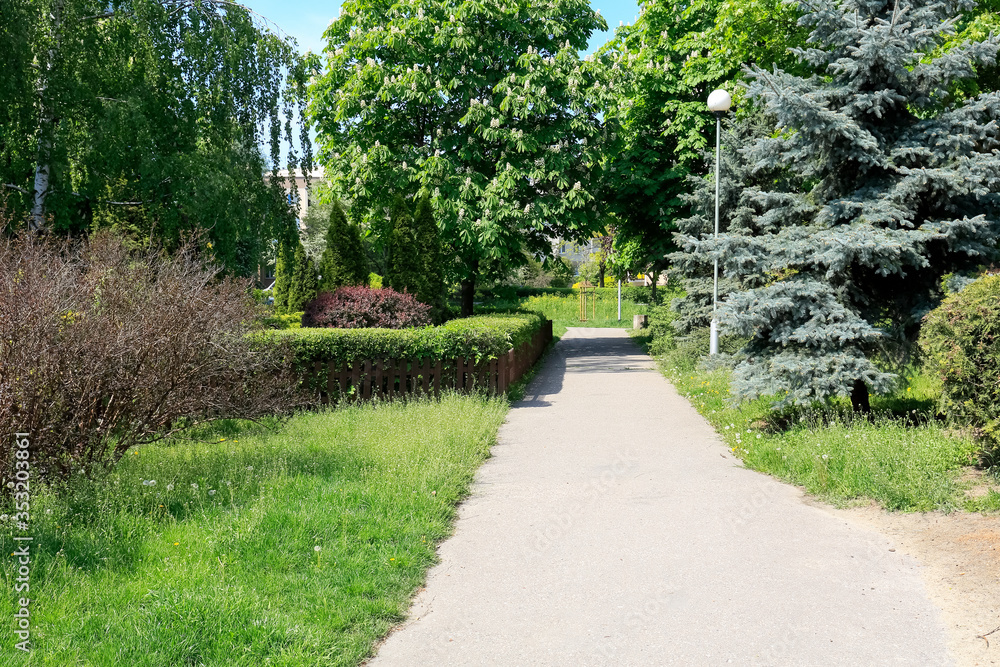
[302,287,432,329]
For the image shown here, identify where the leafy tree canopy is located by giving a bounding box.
[597,0,809,276]
[0,0,315,276]
[309,0,619,314]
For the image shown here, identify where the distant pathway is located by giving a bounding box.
[371,328,951,666]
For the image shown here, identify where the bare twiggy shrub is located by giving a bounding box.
[0,230,304,484]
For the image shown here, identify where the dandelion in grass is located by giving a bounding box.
[315,545,322,568]
[822,454,828,460]
[191,483,199,490]
[208,489,216,496]
[166,484,174,491]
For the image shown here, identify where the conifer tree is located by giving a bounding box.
[272,239,295,314]
[671,114,787,335]
[412,195,445,319]
[318,199,368,292]
[387,197,426,299]
[694,0,1000,411]
[288,242,318,313]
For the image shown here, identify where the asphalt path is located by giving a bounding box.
[371,328,951,666]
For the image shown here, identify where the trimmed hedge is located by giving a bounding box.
[257,311,546,366]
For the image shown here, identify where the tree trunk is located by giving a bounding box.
[850,379,871,413]
[460,275,475,317]
[649,270,659,304]
[30,0,63,233]
[598,262,605,288]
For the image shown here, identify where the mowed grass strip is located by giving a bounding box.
[2,394,508,666]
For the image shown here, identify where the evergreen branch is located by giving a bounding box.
[888,0,900,34]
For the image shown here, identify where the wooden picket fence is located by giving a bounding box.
[305,320,553,404]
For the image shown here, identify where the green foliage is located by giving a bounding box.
[318,199,368,291]
[0,0,314,276]
[478,284,665,304]
[258,312,303,330]
[599,0,807,274]
[670,113,779,335]
[920,274,1000,445]
[387,196,424,296]
[368,272,383,289]
[288,242,319,313]
[413,195,445,317]
[271,239,295,314]
[697,0,1000,409]
[0,396,507,664]
[310,0,618,297]
[547,256,576,288]
[258,313,546,368]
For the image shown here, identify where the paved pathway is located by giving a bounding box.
[372,328,951,666]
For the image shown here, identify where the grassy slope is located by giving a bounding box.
[632,328,999,512]
[2,395,508,666]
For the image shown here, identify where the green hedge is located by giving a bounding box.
[920,274,1000,445]
[257,311,546,367]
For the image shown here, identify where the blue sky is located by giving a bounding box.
[240,0,642,56]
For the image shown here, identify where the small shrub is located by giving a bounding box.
[259,312,303,329]
[920,274,1000,445]
[0,231,304,486]
[302,286,432,329]
[368,273,383,289]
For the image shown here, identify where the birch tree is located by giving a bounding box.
[0,0,314,276]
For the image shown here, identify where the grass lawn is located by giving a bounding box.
[632,327,1000,513]
[480,292,651,338]
[2,394,508,666]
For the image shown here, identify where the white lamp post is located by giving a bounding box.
[707,88,731,355]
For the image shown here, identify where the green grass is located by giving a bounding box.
[479,292,652,338]
[635,328,988,512]
[2,394,508,666]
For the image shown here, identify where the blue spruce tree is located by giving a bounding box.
[694,0,1000,411]
[671,114,788,336]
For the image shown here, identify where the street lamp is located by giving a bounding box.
[707,88,731,355]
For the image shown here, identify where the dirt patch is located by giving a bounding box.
[826,503,1000,666]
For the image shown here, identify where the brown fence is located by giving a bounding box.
[306,320,553,404]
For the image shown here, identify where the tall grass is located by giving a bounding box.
[637,327,988,512]
[1,395,508,666]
